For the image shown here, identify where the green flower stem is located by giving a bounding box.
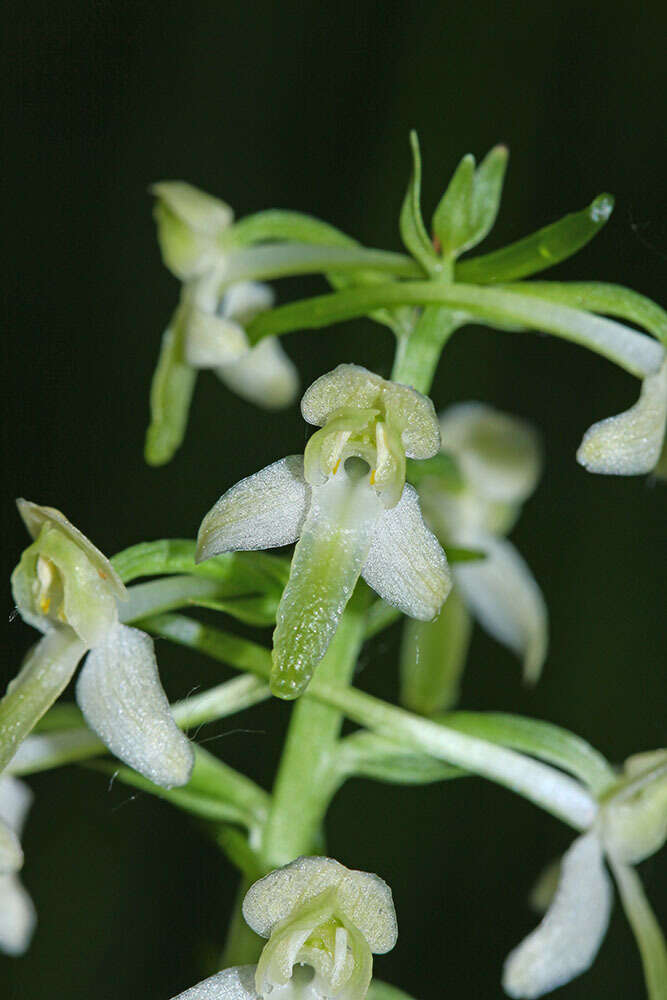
[364,600,402,638]
[245,282,664,378]
[13,675,270,776]
[142,614,598,831]
[260,587,371,869]
[111,539,288,592]
[220,243,422,285]
[391,306,463,393]
[439,711,616,796]
[499,282,667,346]
[120,575,231,622]
[608,856,667,1000]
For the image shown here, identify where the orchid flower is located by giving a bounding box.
[401,403,547,713]
[146,183,298,465]
[503,749,667,999]
[0,776,36,956]
[577,358,667,477]
[171,856,397,1000]
[197,364,451,699]
[3,500,193,788]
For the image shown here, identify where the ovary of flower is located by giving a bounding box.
[197,365,451,700]
[0,776,36,956]
[502,750,667,999]
[170,857,397,1000]
[6,500,193,789]
[418,402,548,683]
[577,357,667,476]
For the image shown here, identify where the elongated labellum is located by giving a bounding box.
[271,474,383,699]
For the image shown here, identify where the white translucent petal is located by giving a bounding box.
[0,874,36,956]
[197,456,309,561]
[577,359,667,475]
[185,311,248,368]
[76,624,194,789]
[151,182,234,235]
[454,534,548,683]
[0,777,31,871]
[217,337,299,410]
[0,776,33,837]
[221,281,275,323]
[243,856,397,954]
[502,833,612,998]
[301,364,440,458]
[170,964,259,1000]
[362,485,451,621]
[438,403,542,503]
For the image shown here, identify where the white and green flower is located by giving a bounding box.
[503,749,667,998]
[197,364,451,699]
[3,500,193,788]
[146,183,298,465]
[0,776,37,956]
[401,402,547,713]
[577,358,667,477]
[171,856,397,1000]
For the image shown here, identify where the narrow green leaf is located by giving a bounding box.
[400,132,439,273]
[111,538,289,591]
[438,711,616,794]
[337,730,466,785]
[468,144,509,248]
[432,153,475,260]
[368,981,422,1000]
[455,193,615,284]
[144,307,197,466]
[400,588,472,714]
[406,451,464,492]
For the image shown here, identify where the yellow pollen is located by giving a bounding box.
[369,469,376,484]
[333,459,341,475]
[39,596,51,614]
[98,570,107,580]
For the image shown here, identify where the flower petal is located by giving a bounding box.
[577,358,667,475]
[271,476,383,698]
[145,307,198,466]
[502,832,612,998]
[243,856,397,954]
[362,484,451,621]
[197,457,309,562]
[301,365,440,458]
[0,874,37,956]
[438,403,542,503]
[170,964,259,1000]
[15,500,126,601]
[454,535,548,683]
[222,281,275,323]
[185,311,248,368]
[0,629,86,773]
[151,182,234,235]
[0,822,22,875]
[216,337,299,410]
[76,624,194,788]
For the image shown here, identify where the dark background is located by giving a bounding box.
[3,2,666,997]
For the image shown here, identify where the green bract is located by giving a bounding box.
[197,365,451,700]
